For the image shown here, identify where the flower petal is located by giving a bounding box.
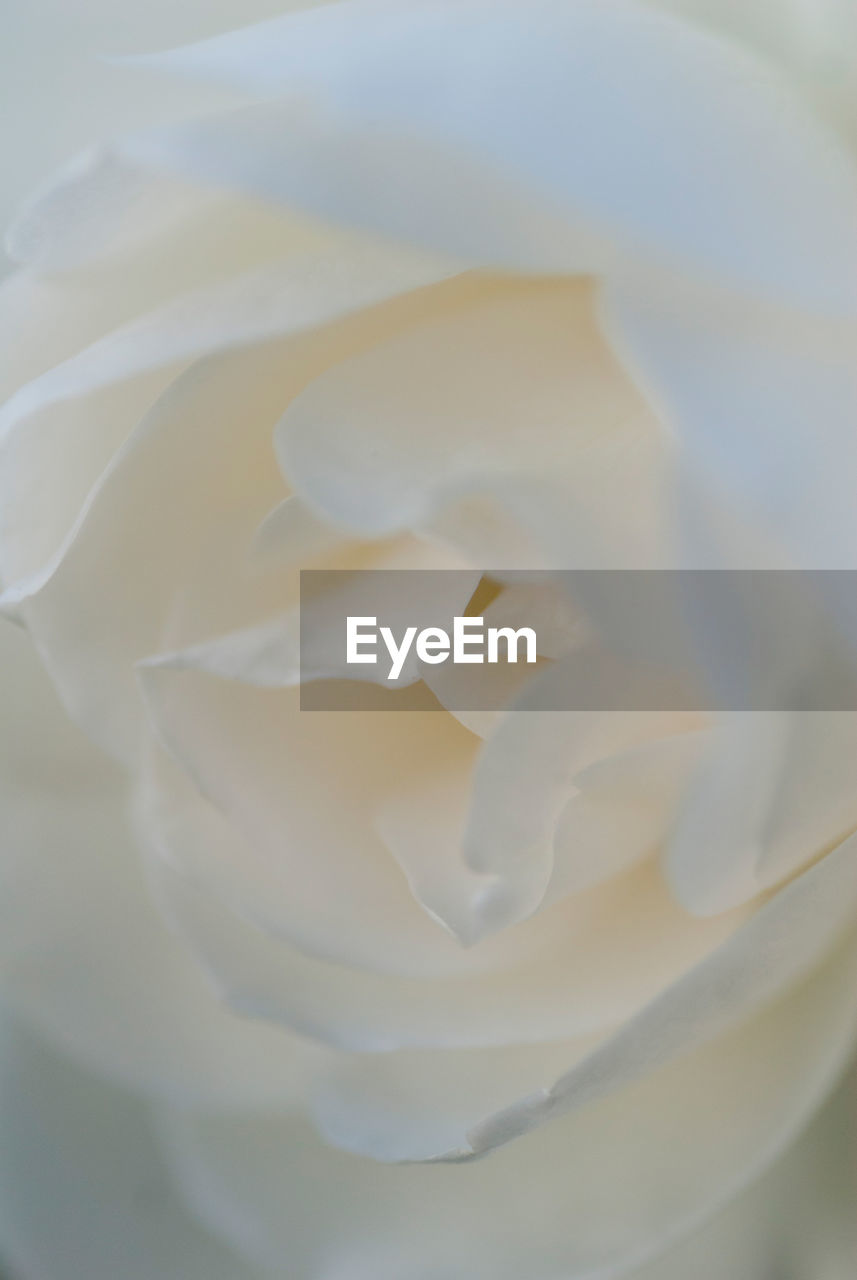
[0,619,322,1106]
[124,0,857,308]
[0,236,455,626]
[667,712,857,915]
[626,1060,857,1280]
[155,937,857,1277]
[0,1014,273,1280]
[600,277,857,571]
[442,831,857,1158]
[10,261,465,759]
[275,276,669,572]
[142,751,745,1051]
[309,1034,604,1164]
[550,729,706,898]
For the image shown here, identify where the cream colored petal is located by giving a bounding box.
[1,177,316,402]
[124,0,857,309]
[141,746,746,1050]
[309,1033,604,1164]
[140,663,501,980]
[155,541,478,691]
[12,347,286,758]
[460,689,698,934]
[667,712,857,915]
[275,277,669,571]
[550,730,706,899]
[438,832,857,1159]
[0,238,457,625]
[250,493,350,569]
[0,619,325,1106]
[155,938,857,1276]
[600,277,857,572]
[11,266,475,760]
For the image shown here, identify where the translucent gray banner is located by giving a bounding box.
[299,570,857,711]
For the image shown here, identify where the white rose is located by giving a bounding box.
[1,2,856,1279]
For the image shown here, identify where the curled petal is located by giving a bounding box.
[155,937,857,1275]
[124,0,857,308]
[0,620,322,1106]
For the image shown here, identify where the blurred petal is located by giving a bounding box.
[441,832,857,1159]
[600,277,857,571]
[0,618,323,1106]
[275,278,668,574]
[550,730,706,898]
[7,260,466,759]
[140,665,497,979]
[0,236,455,627]
[0,1013,274,1280]
[123,0,857,308]
[13,347,287,758]
[626,1059,857,1280]
[460,689,697,930]
[156,938,857,1276]
[650,0,857,135]
[667,712,857,915]
[308,1034,603,1164]
[0,0,284,264]
[156,541,477,691]
[143,763,745,1052]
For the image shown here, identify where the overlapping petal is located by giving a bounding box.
[155,938,857,1277]
[0,617,323,1105]
[122,0,857,309]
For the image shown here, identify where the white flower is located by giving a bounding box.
[1,2,856,1277]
